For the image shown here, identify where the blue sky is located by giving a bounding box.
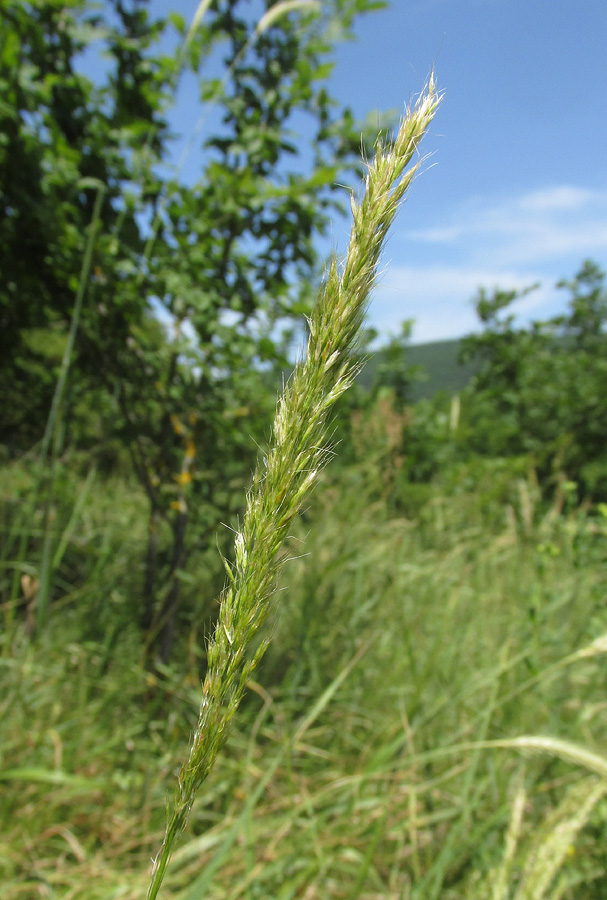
[327,0,607,342]
[154,0,607,344]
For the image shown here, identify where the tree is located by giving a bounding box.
[1,0,389,656]
[458,284,546,457]
[0,0,171,447]
[459,262,607,497]
[554,258,607,351]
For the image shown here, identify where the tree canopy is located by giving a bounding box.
[0,0,388,654]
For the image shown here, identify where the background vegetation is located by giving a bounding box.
[2,1,607,897]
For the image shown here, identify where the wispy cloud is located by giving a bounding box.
[518,186,596,213]
[405,185,607,265]
[371,185,607,342]
[373,265,550,343]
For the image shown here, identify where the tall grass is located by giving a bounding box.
[2,470,607,897]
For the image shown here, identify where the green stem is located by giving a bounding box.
[34,186,105,633]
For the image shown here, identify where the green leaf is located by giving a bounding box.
[0,768,106,790]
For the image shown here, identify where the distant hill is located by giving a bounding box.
[405,339,480,400]
[361,337,480,401]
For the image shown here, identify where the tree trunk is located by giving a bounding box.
[141,507,159,633]
[158,509,188,663]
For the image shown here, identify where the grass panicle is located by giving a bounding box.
[513,777,607,900]
[146,78,442,899]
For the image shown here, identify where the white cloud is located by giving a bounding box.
[405,184,607,266]
[518,186,595,213]
[369,185,607,342]
[372,265,550,343]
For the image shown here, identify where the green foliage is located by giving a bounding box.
[460,260,607,497]
[1,0,392,655]
[345,259,607,510]
[4,4,607,894]
[0,457,150,636]
[0,0,171,448]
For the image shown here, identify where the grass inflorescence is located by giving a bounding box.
[146,78,442,898]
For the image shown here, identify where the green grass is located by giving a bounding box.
[2,463,607,898]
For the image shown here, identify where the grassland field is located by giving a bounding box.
[2,452,607,899]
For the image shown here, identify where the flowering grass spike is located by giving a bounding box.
[146,76,441,899]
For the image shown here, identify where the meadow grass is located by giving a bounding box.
[1,463,607,898]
